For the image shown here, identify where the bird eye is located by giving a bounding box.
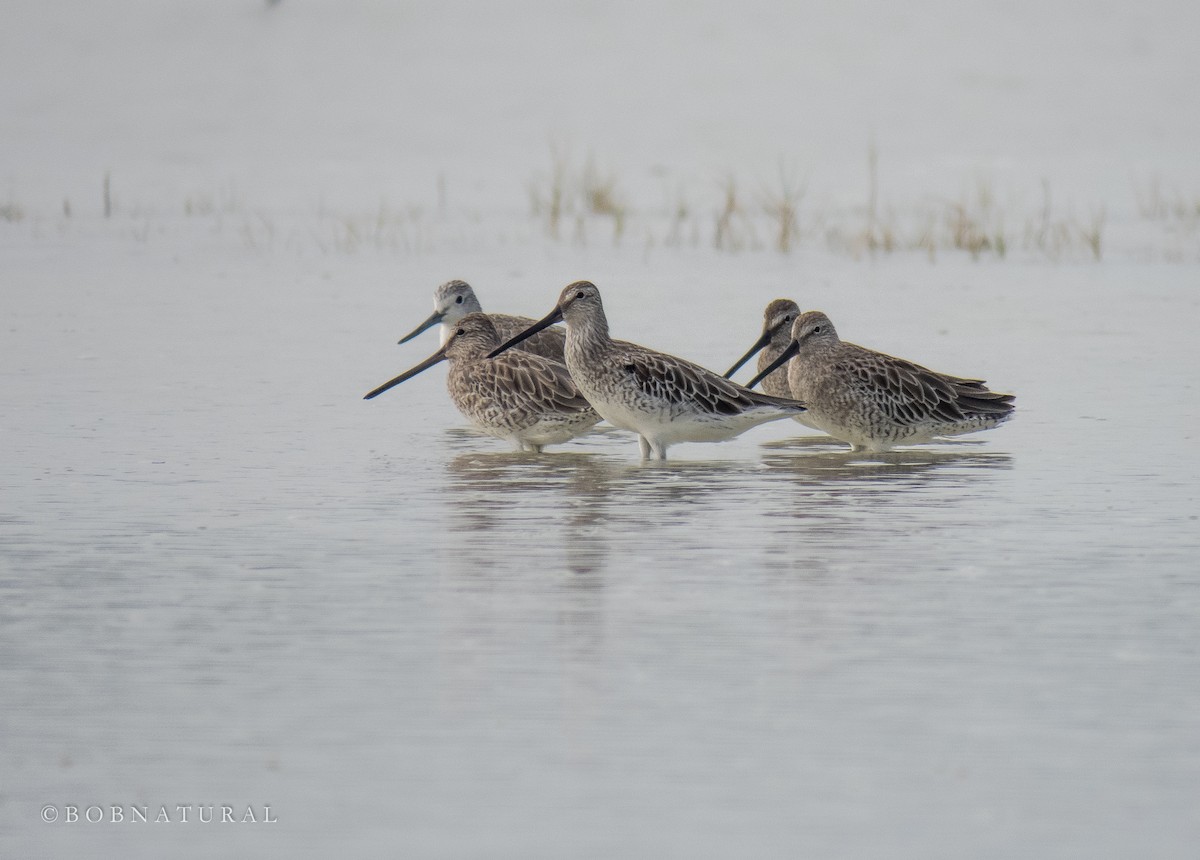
[812,325,823,334]
[455,296,463,304]
[575,292,585,300]
[456,328,465,336]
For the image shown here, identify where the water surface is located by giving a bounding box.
[4,246,1199,858]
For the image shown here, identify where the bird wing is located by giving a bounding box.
[838,347,1013,426]
[487,351,596,415]
[490,314,567,361]
[619,349,805,416]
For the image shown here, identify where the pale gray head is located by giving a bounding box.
[432,280,484,324]
[398,279,483,344]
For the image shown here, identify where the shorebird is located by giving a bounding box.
[487,281,808,460]
[723,298,822,434]
[723,299,801,400]
[747,310,1015,452]
[366,313,599,453]
[397,279,566,361]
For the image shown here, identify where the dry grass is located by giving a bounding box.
[759,164,805,253]
[858,144,898,254]
[661,185,693,248]
[184,182,241,217]
[941,180,1006,260]
[1134,175,1200,225]
[0,200,24,222]
[527,143,568,239]
[529,147,627,244]
[27,153,1200,261]
[1020,180,1105,261]
[713,175,759,252]
[824,167,1008,261]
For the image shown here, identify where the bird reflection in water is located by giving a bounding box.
[442,451,616,682]
[442,429,1014,581]
[445,450,617,576]
[760,437,1014,487]
[752,440,1014,578]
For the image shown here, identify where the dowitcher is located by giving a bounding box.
[487,281,808,460]
[366,313,599,453]
[397,279,566,361]
[748,310,1015,452]
[723,298,822,434]
[723,298,801,400]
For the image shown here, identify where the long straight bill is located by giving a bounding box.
[723,329,773,379]
[486,306,564,358]
[397,310,443,345]
[364,346,448,400]
[745,340,799,390]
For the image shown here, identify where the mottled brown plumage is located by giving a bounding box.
[368,313,598,452]
[489,282,808,460]
[749,311,1015,452]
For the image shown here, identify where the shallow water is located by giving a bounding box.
[6,0,1200,854]
[4,239,1200,858]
